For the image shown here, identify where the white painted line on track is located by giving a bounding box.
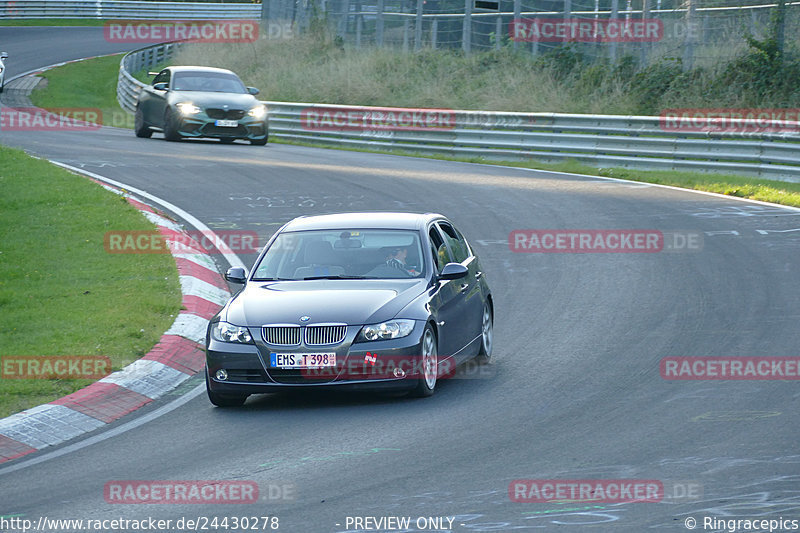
[0,162,243,475]
[0,383,206,477]
[49,161,247,269]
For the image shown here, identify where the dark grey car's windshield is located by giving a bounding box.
[253,229,425,280]
[172,72,246,93]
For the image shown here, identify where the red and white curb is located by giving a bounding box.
[0,182,229,464]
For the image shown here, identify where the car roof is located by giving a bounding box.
[282,212,446,232]
[166,66,238,76]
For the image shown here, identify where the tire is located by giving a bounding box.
[410,325,438,397]
[134,107,153,138]
[206,371,248,407]
[163,109,182,141]
[475,301,493,364]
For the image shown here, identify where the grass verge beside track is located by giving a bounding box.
[29,52,800,209]
[0,146,182,418]
[30,53,134,129]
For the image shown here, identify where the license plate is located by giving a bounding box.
[215,119,238,127]
[270,352,336,368]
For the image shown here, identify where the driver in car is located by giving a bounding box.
[385,247,417,276]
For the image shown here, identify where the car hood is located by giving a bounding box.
[223,279,429,326]
[167,91,258,109]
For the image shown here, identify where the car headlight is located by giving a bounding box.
[248,104,267,120]
[358,319,415,342]
[211,321,253,344]
[176,102,201,115]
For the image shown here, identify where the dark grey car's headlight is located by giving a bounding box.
[176,102,201,115]
[248,104,267,120]
[357,319,415,342]
[211,321,254,344]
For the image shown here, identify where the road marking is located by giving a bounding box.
[0,162,242,476]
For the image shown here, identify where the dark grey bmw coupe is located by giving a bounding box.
[134,66,268,145]
[205,212,493,406]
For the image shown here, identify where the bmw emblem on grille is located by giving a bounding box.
[300,316,310,322]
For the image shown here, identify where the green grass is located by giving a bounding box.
[30,54,134,129]
[0,146,182,418]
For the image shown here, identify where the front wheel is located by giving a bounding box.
[134,107,153,138]
[475,302,493,364]
[206,371,248,407]
[411,325,438,397]
[163,109,182,141]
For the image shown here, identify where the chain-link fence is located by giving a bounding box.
[261,0,799,67]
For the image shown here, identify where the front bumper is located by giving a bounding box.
[206,321,431,395]
[176,112,268,141]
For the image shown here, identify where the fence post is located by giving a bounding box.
[640,0,650,66]
[403,18,410,51]
[376,0,384,46]
[337,0,349,39]
[415,0,424,50]
[513,0,520,50]
[463,0,472,54]
[432,17,438,49]
[682,0,696,70]
[495,15,502,50]
[609,0,619,62]
[356,11,362,48]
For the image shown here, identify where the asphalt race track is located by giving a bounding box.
[1,26,799,533]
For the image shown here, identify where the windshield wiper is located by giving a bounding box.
[253,277,293,281]
[302,275,372,280]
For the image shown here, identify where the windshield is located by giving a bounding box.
[252,229,425,280]
[171,72,247,93]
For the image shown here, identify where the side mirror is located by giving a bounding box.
[225,267,248,284]
[153,82,168,91]
[0,52,8,60]
[439,263,468,281]
[247,87,260,96]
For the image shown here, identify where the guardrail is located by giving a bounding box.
[118,42,800,183]
[4,0,798,20]
[1,1,259,19]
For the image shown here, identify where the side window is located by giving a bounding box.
[153,70,170,87]
[438,222,471,264]
[428,227,452,273]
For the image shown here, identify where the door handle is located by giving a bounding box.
[460,283,470,293]
[475,271,483,280]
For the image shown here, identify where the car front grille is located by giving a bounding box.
[206,108,246,120]
[305,325,347,346]
[201,124,248,136]
[263,325,301,346]
[262,324,347,346]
